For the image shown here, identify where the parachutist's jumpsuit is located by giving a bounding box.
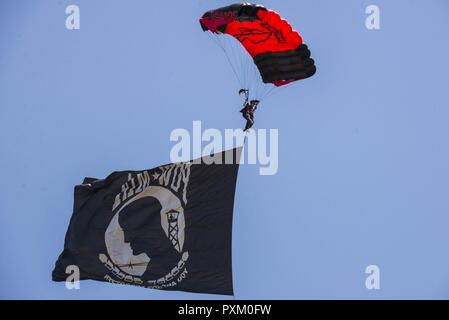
[240,100,259,131]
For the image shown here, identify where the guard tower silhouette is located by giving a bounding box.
[167,210,181,252]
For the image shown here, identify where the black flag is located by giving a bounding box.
[52,148,240,295]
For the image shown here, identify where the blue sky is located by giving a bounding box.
[1,0,449,299]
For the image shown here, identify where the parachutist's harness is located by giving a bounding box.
[239,89,259,131]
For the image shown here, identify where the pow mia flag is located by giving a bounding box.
[52,148,241,295]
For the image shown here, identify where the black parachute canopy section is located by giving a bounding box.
[52,148,241,295]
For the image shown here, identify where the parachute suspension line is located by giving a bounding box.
[233,35,251,92]
[268,81,295,100]
[230,36,242,83]
[207,32,276,101]
[240,41,249,87]
[252,59,265,99]
[260,84,277,101]
[210,33,268,99]
[244,56,252,92]
[230,36,245,87]
[223,38,244,88]
[209,33,244,88]
[207,32,296,103]
[226,34,246,90]
[230,34,247,89]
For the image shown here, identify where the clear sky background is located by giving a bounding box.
[1,0,449,299]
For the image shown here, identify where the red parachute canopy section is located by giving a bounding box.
[200,3,316,87]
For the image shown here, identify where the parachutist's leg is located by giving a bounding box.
[244,118,254,131]
[245,105,258,130]
[241,108,254,131]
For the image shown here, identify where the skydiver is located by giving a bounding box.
[239,89,259,131]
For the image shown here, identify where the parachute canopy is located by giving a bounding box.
[200,3,316,89]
